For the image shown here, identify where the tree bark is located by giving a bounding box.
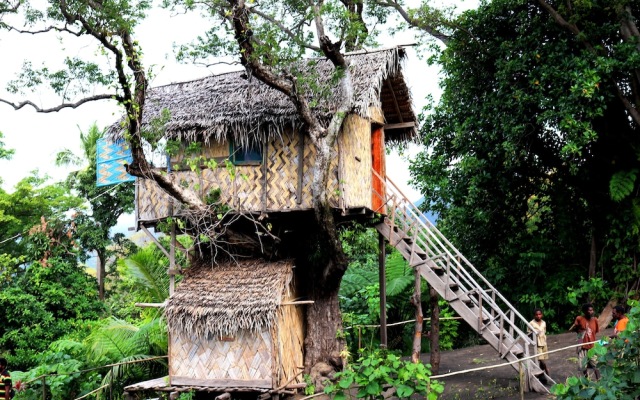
[429,287,441,374]
[589,234,597,280]
[304,284,345,372]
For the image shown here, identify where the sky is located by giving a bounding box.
[0,3,471,232]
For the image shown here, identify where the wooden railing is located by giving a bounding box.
[372,170,552,392]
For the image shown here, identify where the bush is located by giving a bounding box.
[324,348,444,399]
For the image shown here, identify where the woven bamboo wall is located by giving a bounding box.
[339,114,372,209]
[275,274,305,387]
[137,121,364,223]
[169,329,273,382]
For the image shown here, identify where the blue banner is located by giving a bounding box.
[96,138,135,186]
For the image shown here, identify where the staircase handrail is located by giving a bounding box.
[374,170,537,342]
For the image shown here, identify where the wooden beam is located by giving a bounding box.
[171,377,272,389]
[379,232,388,348]
[385,80,404,123]
[280,300,315,306]
[384,122,415,130]
[135,302,167,308]
[296,130,304,205]
[141,226,185,271]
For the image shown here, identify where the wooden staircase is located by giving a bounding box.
[372,172,553,393]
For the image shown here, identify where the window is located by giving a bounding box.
[230,140,263,165]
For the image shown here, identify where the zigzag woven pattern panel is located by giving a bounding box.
[267,132,299,210]
[137,179,171,222]
[170,329,273,380]
[96,138,135,186]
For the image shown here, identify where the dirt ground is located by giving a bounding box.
[421,328,614,399]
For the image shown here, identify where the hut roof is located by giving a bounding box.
[164,259,293,339]
[107,47,415,144]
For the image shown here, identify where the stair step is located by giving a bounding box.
[402,237,413,244]
[415,251,427,260]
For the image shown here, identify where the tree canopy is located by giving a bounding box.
[410,0,640,318]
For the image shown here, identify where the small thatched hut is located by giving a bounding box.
[108,46,416,226]
[164,259,304,391]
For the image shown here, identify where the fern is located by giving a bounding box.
[340,269,377,297]
[385,252,414,297]
[610,169,638,202]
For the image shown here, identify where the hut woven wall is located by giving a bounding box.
[136,128,347,223]
[274,272,305,387]
[339,113,372,209]
[169,329,273,387]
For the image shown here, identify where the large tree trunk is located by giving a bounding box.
[304,284,345,372]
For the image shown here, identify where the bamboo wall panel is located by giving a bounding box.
[266,131,302,210]
[275,275,305,387]
[339,114,372,209]
[170,329,273,382]
[369,106,385,125]
[137,122,364,222]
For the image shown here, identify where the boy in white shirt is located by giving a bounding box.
[529,308,550,381]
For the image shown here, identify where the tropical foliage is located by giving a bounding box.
[410,0,640,327]
[340,227,459,353]
[324,348,444,400]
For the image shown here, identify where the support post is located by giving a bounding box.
[429,287,441,373]
[170,203,176,295]
[410,268,423,363]
[378,232,387,348]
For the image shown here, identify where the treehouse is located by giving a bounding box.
[119,47,417,398]
[113,47,416,228]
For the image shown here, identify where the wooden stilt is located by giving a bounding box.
[378,231,387,348]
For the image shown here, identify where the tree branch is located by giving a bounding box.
[5,23,83,36]
[374,0,450,45]
[538,0,640,126]
[0,94,120,111]
[0,0,20,14]
[248,7,321,52]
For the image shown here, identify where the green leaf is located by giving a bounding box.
[610,169,638,202]
[396,385,414,398]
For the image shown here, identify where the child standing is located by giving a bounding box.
[529,308,550,381]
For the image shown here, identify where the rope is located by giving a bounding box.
[73,384,109,400]
[20,355,168,386]
[296,338,600,400]
[347,316,463,330]
[431,339,599,379]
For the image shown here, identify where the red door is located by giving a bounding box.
[371,126,385,212]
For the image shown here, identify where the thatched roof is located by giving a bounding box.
[107,47,415,144]
[164,259,293,339]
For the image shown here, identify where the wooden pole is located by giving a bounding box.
[110,365,114,400]
[410,268,423,363]
[429,287,441,373]
[169,201,176,295]
[519,361,525,400]
[378,232,387,348]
